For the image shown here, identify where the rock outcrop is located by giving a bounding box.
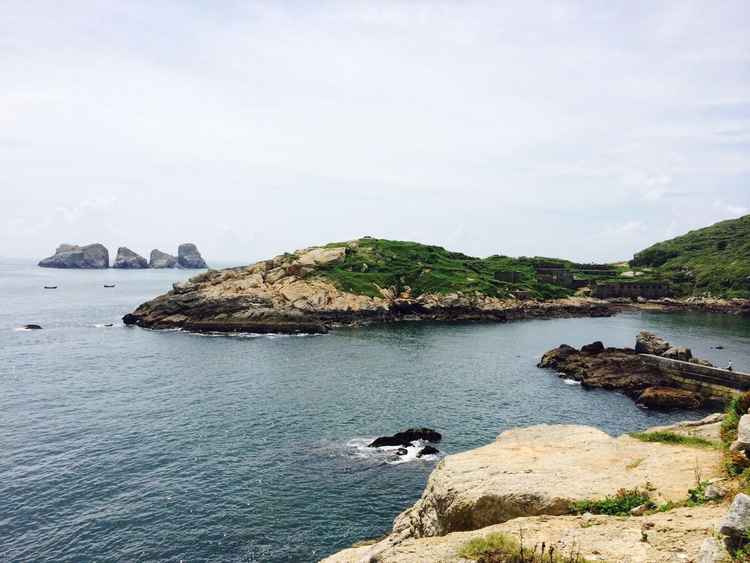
[112,247,148,269]
[149,249,177,268]
[537,332,720,410]
[324,423,723,562]
[369,428,442,448]
[123,242,613,334]
[39,243,109,269]
[177,243,207,269]
[324,505,726,563]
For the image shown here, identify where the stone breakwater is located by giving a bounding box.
[122,245,613,333]
[322,419,727,563]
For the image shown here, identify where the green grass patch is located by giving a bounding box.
[571,488,652,516]
[458,532,589,562]
[629,431,719,449]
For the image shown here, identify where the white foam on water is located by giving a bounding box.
[346,437,441,465]
[563,378,582,385]
[13,327,33,331]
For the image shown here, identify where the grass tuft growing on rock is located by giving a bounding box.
[571,488,652,516]
[629,431,718,449]
[458,532,590,562]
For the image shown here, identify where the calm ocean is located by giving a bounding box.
[2,259,749,562]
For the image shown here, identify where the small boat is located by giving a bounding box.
[103,284,116,288]
[44,285,57,289]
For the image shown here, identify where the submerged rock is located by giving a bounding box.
[112,247,148,269]
[149,249,177,268]
[39,243,109,269]
[417,446,440,458]
[369,428,442,448]
[177,243,207,269]
[23,324,42,330]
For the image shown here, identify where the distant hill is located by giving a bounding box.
[631,215,750,298]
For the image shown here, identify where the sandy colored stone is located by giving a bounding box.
[322,505,726,563]
[391,425,721,540]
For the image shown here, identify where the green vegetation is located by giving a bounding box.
[629,431,719,449]
[458,532,589,562]
[315,238,578,299]
[630,214,750,298]
[571,488,652,516]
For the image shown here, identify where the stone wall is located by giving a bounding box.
[592,282,672,299]
[641,354,750,405]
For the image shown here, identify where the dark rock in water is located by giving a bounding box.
[177,243,207,269]
[149,249,177,268]
[580,341,605,355]
[417,445,440,458]
[715,345,725,350]
[39,243,109,269]
[113,247,148,269]
[24,324,42,330]
[395,448,409,456]
[368,428,442,448]
[637,387,703,410]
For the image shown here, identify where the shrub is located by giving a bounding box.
[571,488,651,516]
[629,431,717,449]
[458,532,589,562]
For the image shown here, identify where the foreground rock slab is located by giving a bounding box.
[323,505,725,563]
[391,424,720,540]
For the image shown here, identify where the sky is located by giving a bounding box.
[2,1,749,264]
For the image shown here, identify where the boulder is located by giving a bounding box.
[23,324,42,330]
[112,247,148,269]
[417,446,440,458]
[580,341,605,355]
[636,387,703,410]
[369,428,442,448]
[177,243,207,269]
[149,249,177,268]
[635,331,671,355]
[391,424,721,540]
[663,346,693,361]
[697,537,731,563]
[39,243,109,269]
[732,415,750,452]
[395,448,409,456]
[719,493,750,542]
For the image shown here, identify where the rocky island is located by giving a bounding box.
[38,243,109,269]
[38,242,207,269]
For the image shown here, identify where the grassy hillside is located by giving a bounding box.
[630,215,750,298]
[312,238,578,300]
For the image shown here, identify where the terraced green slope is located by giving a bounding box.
[631,215,750,297]
[314,238,575,299]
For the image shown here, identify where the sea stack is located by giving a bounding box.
[149,249,177,268]
[177,243,207,269]
[112,247,148,269]
[39,243,109,269]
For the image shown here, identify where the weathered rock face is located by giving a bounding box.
[39,243,109,268]
[123,242,614,334]
[112,247,148,269]
[388,425,721,542]
[149,249,177,268]
[324,505,725,563]
[177,243,207,269]
[637,386,703,410]
[719,493,750,543]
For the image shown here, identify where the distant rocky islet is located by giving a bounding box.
[38,243,207,269]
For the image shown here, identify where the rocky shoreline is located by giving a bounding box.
[615,296,750,317]
[323,416,736,562]
[122,245,614,333]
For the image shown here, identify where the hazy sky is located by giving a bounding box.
[2,1,749,264]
